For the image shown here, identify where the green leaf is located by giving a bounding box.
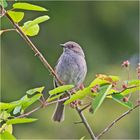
[121,86,140,96]
[0,111,11,121]
[21,94,42,110]
[13,106,22,115]
[22,15,50,29]
[80,136,85,140]
[89,78,110,87]
[108,75,120,82]
[64,87,92,105]
[24,15,49,28]
[0,90,42,113]
[0,30,4,35]
[0,0,8,8]
[0,102,17,110]
[89,75,119,88]
[0,124,13,134]
[21,15,49,36]
[26,86,45,95]
[91,85,112,114]
[0,131,16,140]
[112,94,133,109]
[107,89,118,95]
[21,21,39,36]
[6,118,37,125]
[7,101,22,113]
[128,80,140,86]
[7,94,42,113]
[49,85,74,95]
[13,2,48,11]
[7,11,24,23]
[47,93,64,102]
[30,15,50,25]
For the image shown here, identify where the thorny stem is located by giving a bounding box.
[76,107,97,140]
[97,103,140,139]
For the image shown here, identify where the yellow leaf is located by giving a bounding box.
[7,11,24,23]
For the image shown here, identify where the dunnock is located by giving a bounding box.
[52,41,87,122]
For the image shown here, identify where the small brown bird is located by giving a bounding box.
[52,41,87,122]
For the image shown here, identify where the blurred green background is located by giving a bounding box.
[1,1,139,139]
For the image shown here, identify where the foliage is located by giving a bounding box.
[0,73,139,139]
[0,1,139,139]
[13,2,48,11]
[0,85,44,139]
[0,0,7,8]
[91,85,112,114]
[0,1,49,36]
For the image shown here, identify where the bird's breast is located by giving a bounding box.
[55,52,87,86]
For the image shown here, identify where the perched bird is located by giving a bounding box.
[52,41,87,122]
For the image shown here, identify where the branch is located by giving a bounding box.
[79,103,91,112]
[17,105,42,118]
[120,85,139,94]
[97,103,140,139]
[3,8,96,140]
[17,96,69,118]
[46,96,69,106]
[0,28,16,34]
[107,85,139,96]
[3,8,63,85]
[76,107,97,140]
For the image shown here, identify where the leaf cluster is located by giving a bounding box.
[0,86,44,139]
[1,1,49,36]
[0,1,139,139]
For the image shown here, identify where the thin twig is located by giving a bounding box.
[0,28,16,35]
[76,106,97,140]
[74,121,83,124]
[79,103,91,112]
[107,85,138,96]
[17,105,42,118]
[46,96,69,106]
[17,96,69,118]
[120,85,138,93]
[97,103,140,139]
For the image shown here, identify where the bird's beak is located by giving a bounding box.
[60,44,65,48]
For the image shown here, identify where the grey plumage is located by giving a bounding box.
[52,41,87,122]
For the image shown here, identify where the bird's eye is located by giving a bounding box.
[70,45,74,48]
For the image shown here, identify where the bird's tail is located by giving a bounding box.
[52,101,65,122]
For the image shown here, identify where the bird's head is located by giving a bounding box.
[60,41,85,57]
